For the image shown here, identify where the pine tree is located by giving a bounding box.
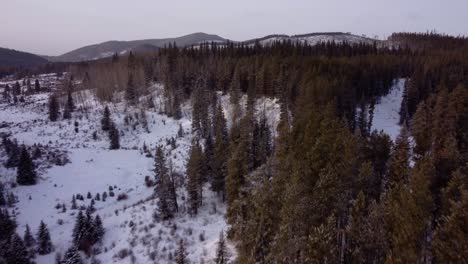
[214,231,229,264]
[432,168,467,263]
[108,122,120,150]
[34,79,41,93]
[5,139,20,168]
[5,233,30,264]
[186,140,204,215]
[411,101,432,157]
[386,127,410,187]
[14,81,21,95]
[0,209,16,241]
[62,246,83,264]
[48,94,60,122]
[0,183,5,206]
[72,210,85,247]
[36,221,53,255]
[93,215,105,241]
[211,102,228,199]
[346,191,367,263]
[154,145,177,220]
[23,224,36,253]
[17,146,37,185]
[71,195,77,210]
[126,73,137,105]
[175,239,188,264]
[101,106,111,131]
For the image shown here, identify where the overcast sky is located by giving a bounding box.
[1,0,467,56]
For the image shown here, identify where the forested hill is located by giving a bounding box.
[0,47,48,67]
[1,32,467,264]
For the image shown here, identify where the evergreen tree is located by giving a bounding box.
[386,127,411,187]
[126,73,137,105]
[186,140,204,215]
[93,215,105,241]
[175,239,188,264]
[0,209,16,241]
[23,224,36,253]
[48,94,59,122]
[432,168,467,263]
[36,221,53,255]
[17,146,37,185]
[108,122,120,150]
[72,210,85,248]
[34,79,41,93]
[13,81,21,95]
[5,139,20,168]
[62,246,83,264]
[0,183,5,206]
[101,106,111,131]
[214,231,229,264]
[211,102,228,198]
[154,145,177,220]
[5,233,30,264]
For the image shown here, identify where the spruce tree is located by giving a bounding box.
[186,140,204,215]
[108,122,120,150]
[48,94,59,122]
[153,145,177,220]
[387,127,411,187]
[34,79,41,93]
[214,231,229,264]
[0,183,5,206]
[36,221,53,255]
[62,246,83,264]
[93,215,105,241]
[0,208,16,241]
[211,102,228,198]
[17,146,37,185]
[101,106,111,131]
[14,81,21,95]
[5,233,30,264]
[175,239,188,264]
[126,73,137,105]
[23,224,36,252]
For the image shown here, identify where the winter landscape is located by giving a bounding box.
[1,1,468,264]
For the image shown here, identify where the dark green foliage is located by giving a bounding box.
[108,122,120,150]
[186,140,204,215]
[101,106,111,131]
[62,246,83,264]
[72,209,104,254]
[211,102,228,198]
[0,209,16,241]
[34,79,40,93]
[5,233,30,264]
[214,231,229,264]
[36,221,53,255]
[153,145,177,220]
[48,94,59,122]
[17,146,37,185]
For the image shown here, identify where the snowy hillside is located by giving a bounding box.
[370,78,405,141]
[0,75,243,263]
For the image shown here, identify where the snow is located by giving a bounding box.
[370,78,406,141]
[0,77,238,263]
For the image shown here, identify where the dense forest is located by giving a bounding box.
[2,32,467,263]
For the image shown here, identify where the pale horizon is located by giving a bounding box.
[1,0,468,56]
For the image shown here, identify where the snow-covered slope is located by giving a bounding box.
[0,75,240,263]
[370,78,406,141]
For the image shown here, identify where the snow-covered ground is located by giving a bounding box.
[370,78,405,141]
[0,74,240,263]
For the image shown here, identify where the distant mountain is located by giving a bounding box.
[50,32,226,62]
[239,32,391,47]
[0,47,48,67]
